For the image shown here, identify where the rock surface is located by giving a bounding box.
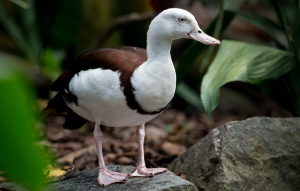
[0,165,198,191]
[169,117,300,191]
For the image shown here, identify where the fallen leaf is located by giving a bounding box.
[47,169,66,178]
[46,162,77,182]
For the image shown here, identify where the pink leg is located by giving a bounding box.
[94,124,128,186]
[130,124,167,177]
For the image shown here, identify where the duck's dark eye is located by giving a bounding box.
[178,18,186,22]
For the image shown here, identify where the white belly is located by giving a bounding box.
[67,68,158,127]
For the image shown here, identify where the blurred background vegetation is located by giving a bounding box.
[0,0,299,189]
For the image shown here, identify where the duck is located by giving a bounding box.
[47,8,220,186]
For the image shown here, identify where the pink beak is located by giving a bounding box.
[188,29,220,45]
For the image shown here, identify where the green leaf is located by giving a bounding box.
[176,82,203,111]
[0,54,47,189]
[0,1,31,58]
[224,0,245,11]
[268,0,294,52]
[201,40,295,116]
[18,0,42,64]
[237,11,287,49]
[0,0,42,64]
[7,0,30,9]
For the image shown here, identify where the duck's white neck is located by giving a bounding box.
[146,31,173,63]
[131,28,176,112]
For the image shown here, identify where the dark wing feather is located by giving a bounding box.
[50,47,147,92]
[46,46,148,129]
[50,71,72,92]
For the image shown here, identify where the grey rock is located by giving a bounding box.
[0,165,198,191]
[169,117,300,191]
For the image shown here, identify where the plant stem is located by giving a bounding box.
[200,0,224,73]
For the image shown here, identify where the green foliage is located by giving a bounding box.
[201,40,295,116]
[41,48,65,81]
[236,11,286,49]
[175,6,237,84]
[0,0,41,64]
[6,0,30,8]
[174,0,300,116]
[0,1,153,188]
[0,53,47,189]
[0,1,55,188]
[175,0,242,110]
[176,82,203,110]
[200,0,300,116]
[35,0,82,50]
[0,0,83,80]
[175,9,235,84]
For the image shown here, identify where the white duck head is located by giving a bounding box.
[147,8,220,45]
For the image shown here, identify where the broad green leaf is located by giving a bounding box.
[237,12,287,49]
[201,40,295,116]
[0,54,47,189]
